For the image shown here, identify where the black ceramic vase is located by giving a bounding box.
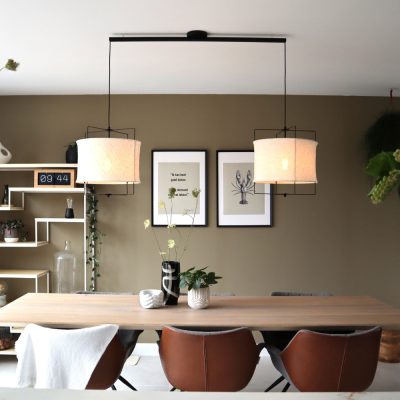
[161,261,180,305]
[66,143,78,163]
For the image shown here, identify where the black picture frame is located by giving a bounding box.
[152,150,208,227]
[217,150,273,227]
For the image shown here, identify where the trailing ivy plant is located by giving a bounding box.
[366,149,400,204]
[86,188,105,291]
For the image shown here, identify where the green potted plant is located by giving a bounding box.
[179,267,222,309]
[0,219,24,243]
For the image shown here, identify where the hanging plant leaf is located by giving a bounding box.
[365,151,399,178]
[365,111,400,159]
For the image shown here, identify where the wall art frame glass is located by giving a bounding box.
[217,150,272,227]
[152,150,208,227]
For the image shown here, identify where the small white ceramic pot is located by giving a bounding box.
[188,287,210,309]
[0,143,12,164]
[139,289,164,309]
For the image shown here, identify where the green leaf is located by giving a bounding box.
[365,151,399,178]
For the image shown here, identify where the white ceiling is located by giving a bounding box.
[1,0,399,96]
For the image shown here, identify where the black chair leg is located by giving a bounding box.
[111,384,117,390]
[118,375,138,391]
[282,382,290,392]
[264,375,285,392]
[170,387,176,391]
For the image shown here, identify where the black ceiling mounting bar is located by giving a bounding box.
[109,31,286,43]
[104,30,292,197]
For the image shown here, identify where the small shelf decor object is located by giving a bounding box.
[65,197,74,219]
[152,150,207,226]
[217,151,272,227]
[0,219,24,243]
[179,267,222,309]
[0,143,12,164]
[144,187,201,305]
[34,168,76,188]
[53,240,78,293]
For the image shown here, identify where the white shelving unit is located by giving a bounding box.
[0,164,87,290]
[0,241,48,248]
[0,205,24,212]
[0,164,78,171]
[0,269,50,293]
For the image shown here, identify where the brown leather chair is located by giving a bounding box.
[86,329,142,390]
[266,326,382,392]
[76,292,143,390]
[159,326,263,391]
[86,332,126,389]
[261,291,354,392]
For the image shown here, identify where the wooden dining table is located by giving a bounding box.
[1,293,400,331]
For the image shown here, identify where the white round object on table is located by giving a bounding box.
[139,289,164,309]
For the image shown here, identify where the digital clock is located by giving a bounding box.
[34,169,76,188]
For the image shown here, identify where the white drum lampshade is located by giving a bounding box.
[76,138,141,184]
[253,138,317,184]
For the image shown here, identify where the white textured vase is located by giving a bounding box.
[139,289,164,309]
[188,287,210,309]
[0,143,12,164]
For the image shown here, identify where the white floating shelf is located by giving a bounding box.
[0,205,24,211]
[9,187,84,194]
[0,347,16,356]
[0,269,49,279]
[0,241,48,248]
[35,218,85,223]
[0,164,77,171]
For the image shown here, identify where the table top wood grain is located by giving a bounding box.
[1,293,400,331]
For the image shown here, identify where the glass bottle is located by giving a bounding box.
[2,185,9,205]
[53,240,77,293]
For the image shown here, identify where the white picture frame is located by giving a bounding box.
[217,150,272,227]
[152,150,208,226]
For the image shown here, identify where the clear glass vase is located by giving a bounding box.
[53,240,77,293]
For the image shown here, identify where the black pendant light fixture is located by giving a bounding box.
[253,41,318,196]
[77,30,317,197]
[76,40,141,194]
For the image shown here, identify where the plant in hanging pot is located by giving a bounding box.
[179,267,222,309]
[144,187,200,306]
[0,219,24,243]
[366,149,400,204]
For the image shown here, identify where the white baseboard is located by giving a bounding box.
[134,343,269,357]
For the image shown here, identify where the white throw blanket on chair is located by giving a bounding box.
[15,323,119,389]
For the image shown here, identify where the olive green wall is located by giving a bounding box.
[0,95,398,312]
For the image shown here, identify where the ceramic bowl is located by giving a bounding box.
[139,289,164,309]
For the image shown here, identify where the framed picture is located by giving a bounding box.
[152,150,208,226]
[217,150,272,227]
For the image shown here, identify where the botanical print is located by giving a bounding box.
[152,150,207,226]
[217,151,271,227]
[157,162,201,216]
[223,162,265,215]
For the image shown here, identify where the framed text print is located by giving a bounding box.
[217,150,272,227]
[152,150,208,226]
